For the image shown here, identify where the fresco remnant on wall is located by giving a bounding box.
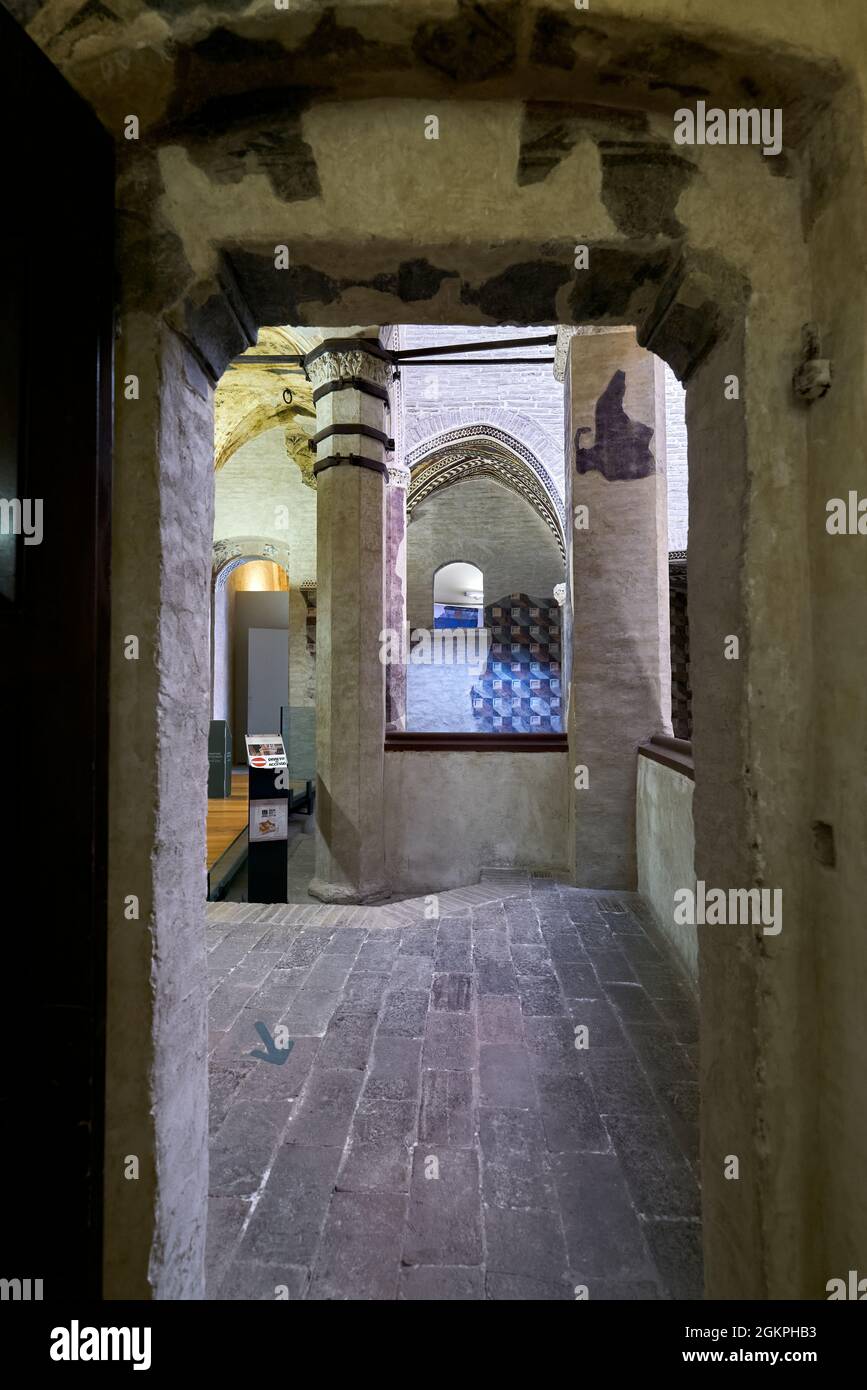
[575,370,656,481]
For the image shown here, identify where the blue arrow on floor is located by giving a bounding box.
[249,1021,295,1065]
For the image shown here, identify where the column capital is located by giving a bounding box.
[303,338,393,391]
[387,463,411,490]
[553,324,634,381]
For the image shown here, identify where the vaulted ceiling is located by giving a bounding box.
[215,325,321,484]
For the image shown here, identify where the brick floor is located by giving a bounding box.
[206,875,702,1300]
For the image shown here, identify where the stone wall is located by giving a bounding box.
[804,78,867,1289]
[636,754,698,984]
[104,321,212,1301]
[385,749,569,893]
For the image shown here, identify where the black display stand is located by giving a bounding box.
[247,766,289,904]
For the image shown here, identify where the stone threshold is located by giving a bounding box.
[206,868,574,928]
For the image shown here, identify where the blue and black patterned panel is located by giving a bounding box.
[471,592,563,733]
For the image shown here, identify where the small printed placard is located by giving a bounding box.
[249,800,289,842]
[245,734,287,770]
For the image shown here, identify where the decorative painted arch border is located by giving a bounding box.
[212,535,292,588]
[406,425,567,564]
[406,411,562,490]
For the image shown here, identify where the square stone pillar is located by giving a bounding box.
[565,328,671,888]
[105,314,212,1299]
[304,338,392,903]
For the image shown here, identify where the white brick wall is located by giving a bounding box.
[213,426,317,584]
[665,364,689,552]
[399,325,565,498]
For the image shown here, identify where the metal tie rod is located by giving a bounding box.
[230,333,558,367]
[394,333,557,360]
[228,354,306,365]
[398,357,555,366]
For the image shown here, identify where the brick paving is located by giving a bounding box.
[206,874,702,1300]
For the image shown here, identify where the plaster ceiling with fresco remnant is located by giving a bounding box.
[215,325,322,485]
[8,1,841,149]
[10,1,845,394]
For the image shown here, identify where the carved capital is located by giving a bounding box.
[553,327,579,382]
[387,464,411,490]
[285,429,317,489]
[305,348,393,391]
[554,324,632,381]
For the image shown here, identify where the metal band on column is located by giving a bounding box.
[313,453,389,478]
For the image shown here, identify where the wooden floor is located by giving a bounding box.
[207,769,311,869]
[206,770,249,870]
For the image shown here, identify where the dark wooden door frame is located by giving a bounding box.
[0,3,113,1299]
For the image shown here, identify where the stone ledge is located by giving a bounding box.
[638,734,695,781]
[386,731,568,752]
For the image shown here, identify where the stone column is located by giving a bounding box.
[565,328,671,888]
[304,337,392,903]
[385,463,410,731]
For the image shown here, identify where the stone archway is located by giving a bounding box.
[406,407,563,492]
[114,261,758,1310]
[210,539,291,727]
[210,539,315,759]
[112,253,788,1307]
[406,425,567,564]
[212,536,291,579]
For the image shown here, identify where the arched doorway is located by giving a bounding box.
[433,559,484,626]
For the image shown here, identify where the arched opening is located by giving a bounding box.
[433,559,484,626]
[184,307,731,1303]
[208,555,290,900]
[401,363,569,734]
[208,537,318,902]
[211,554,289,739]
